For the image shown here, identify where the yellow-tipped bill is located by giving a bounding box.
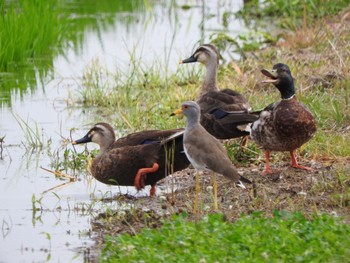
[170,108,183,116]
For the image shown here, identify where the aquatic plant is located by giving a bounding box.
[13,113,45,150]
[0,0,67,71]
[0,135,5,159]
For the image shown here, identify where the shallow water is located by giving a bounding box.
[0,0,247,262]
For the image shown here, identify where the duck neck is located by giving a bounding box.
[99,144,109,154]
[278,79,295,100]
[98,137,115,155]
[201,62,219,95]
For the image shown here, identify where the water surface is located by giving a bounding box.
[0,1,248,261]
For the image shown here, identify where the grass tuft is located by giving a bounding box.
[13,113,44,150]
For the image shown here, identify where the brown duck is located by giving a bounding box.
[180,44,258,139]
[72,123,190,196]
[250,63,317,175]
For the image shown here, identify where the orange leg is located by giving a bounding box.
[134,163,159,191]
[262,151,274,175]
[150,185,156,196]
[290,150,313,171]
[262,151,281,175]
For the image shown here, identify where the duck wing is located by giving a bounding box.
[200,109,258,139]
[114,128,184,147]
[198,89,251,113]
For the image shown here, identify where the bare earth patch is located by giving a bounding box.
[86,158,350,261]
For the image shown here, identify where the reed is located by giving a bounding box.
[77,58,197,132]
[13,113,44,150]
[0,0,68,71]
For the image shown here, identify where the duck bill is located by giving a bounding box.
[261,68,279,83]
[180,55,197,64]
[72,134,91,145]
[170,108,183,116]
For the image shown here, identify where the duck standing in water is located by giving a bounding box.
[172,101,251,214]
[250,63,317,175]
[72,123,190,196]
[180,44,258,140]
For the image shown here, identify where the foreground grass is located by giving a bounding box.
[101,212,350,262]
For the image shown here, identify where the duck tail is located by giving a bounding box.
[239,175,252,184]
[237,123,252,133]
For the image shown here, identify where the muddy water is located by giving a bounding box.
[0,1,246,262]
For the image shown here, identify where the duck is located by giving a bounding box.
[172,101,251,214]
[72,123,190,196]
[250,63,317,175]
[180,44,258,140]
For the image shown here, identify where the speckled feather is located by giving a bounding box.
[251,63,317,153]
[251,98,316,151]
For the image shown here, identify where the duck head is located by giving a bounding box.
[72,122,115,152]
[180,44,219,67]
[261,63,295,100]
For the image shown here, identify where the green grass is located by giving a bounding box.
[0,0,68,71]
[77,59,198,132]
[101,211,350,262]
[0,0,144,72]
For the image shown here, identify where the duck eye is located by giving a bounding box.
[183,105,189,109]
